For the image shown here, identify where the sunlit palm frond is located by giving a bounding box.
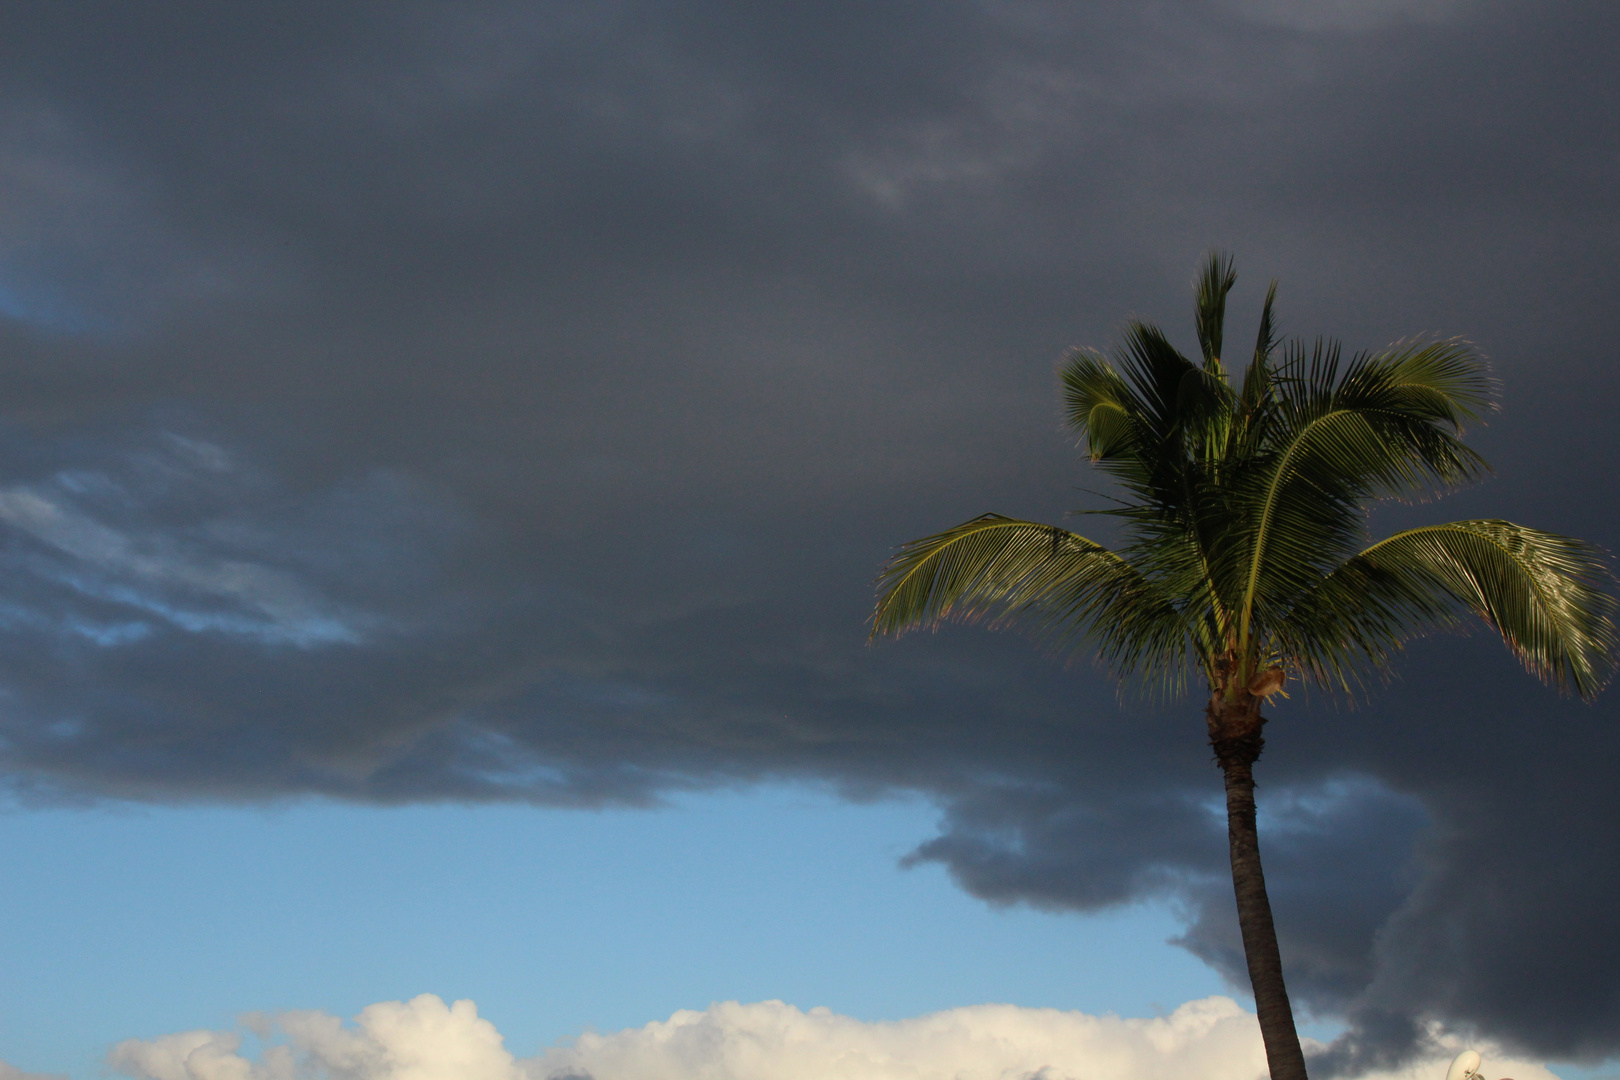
[1237,339,1498,642]
[871,514,1192,681]
[1060,348,1142,462]
[1271,338,1493,497]
[1277,520,1619,699]
[1371,338,1495,427]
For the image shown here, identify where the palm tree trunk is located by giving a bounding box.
[1210,704,1309,1080]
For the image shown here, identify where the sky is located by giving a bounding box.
[0,1,1618,1078]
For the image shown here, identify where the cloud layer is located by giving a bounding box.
[96,994,1559,1080]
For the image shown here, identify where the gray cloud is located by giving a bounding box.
[0,1063,67,1080]
[1,0,1618,1071]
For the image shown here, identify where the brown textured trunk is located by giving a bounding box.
[1209,694,1309,1080]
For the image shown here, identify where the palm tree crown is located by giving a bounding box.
[873,255,1616,705]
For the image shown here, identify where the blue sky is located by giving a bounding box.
[3,787,1235,1076]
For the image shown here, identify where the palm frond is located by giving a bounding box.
[1372,338,1495,425]
[1060,348,1141,461]
[1238,280,1278,416]
[1277,521,1619,699]
[1116,321,1201,442]
[871,513,1193,682]
[1195,252,1238,374]
[1237,338,1498,646]
[1272,338,1494,495]
[1061,335,1230,503]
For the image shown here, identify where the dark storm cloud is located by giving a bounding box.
[1,0,1618,1071]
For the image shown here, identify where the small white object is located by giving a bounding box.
[1446,1050,1483,1080]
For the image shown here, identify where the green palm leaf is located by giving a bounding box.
[1235,279,1278,425]
[871,514,1191,681]
[1236,338,1496,652]
[1195,251,1238,374]
[1279,521,1618,699]
[1060,349,1142,463]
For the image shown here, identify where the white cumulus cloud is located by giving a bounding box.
[108,998,514,1080]
[103,994,1565,1080]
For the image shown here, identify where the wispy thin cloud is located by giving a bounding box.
[0,481,364,647]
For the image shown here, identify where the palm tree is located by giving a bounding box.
[869,254,1617,1080]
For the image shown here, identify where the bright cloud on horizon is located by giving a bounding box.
[41,994,1557,1080]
